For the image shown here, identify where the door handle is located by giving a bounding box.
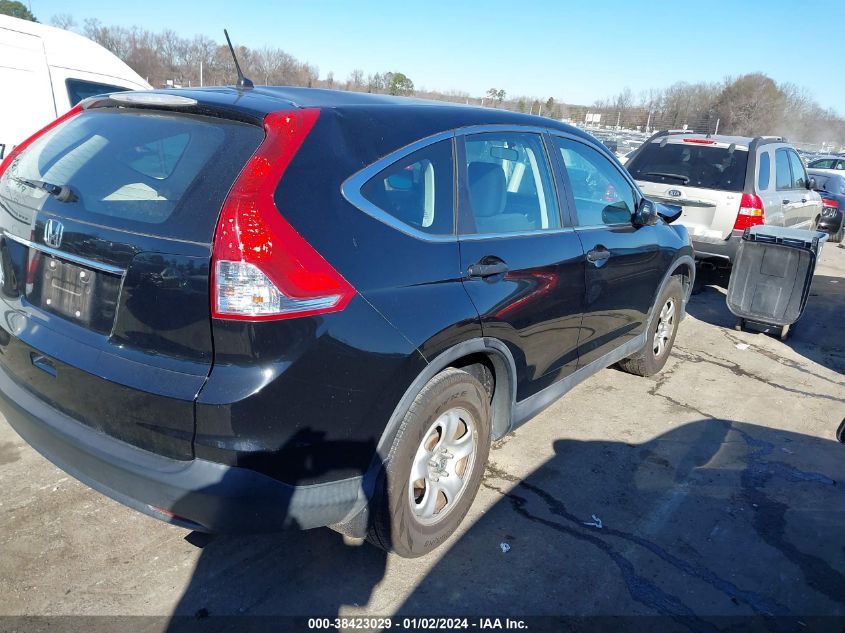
[782,199,791,205]
[586,248,611,265]
[468,261,508,279]
[801,198,807,204]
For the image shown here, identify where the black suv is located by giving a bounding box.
[0,88,694,557]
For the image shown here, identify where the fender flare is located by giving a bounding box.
[650,254,696,325]
[376,337,518,460]
[331,337,518,536]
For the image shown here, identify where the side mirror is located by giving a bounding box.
[633,198,659,227]
[807,177,816,190]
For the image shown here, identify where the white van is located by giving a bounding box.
[0,15,151,160]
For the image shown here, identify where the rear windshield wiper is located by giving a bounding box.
[641,172,690,184]
[13,177,78,203]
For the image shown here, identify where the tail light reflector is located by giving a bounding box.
[734,193,765,231]
[211,108,356,321]
[822,197,839,209]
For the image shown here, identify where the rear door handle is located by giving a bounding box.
[586,248,611,265]
[801,198,807,204]
[782,199,791,205]
[468,261,508,279]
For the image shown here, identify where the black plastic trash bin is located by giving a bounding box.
[726,225,828,340]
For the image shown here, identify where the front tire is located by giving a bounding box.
[617,277,683,377]
[368,368,491,558]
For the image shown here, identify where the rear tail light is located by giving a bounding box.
[734,193,765,231]
[822,197,840,218]
[0,104,84,180]
[211,108,356,321]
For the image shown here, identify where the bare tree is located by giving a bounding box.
[347,69,364,91]
[49,13,76,30]
[716,73,785,136]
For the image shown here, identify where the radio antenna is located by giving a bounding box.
[223,29,254,89]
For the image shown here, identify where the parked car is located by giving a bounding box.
[0,87,694,557]
[809,169,845,242]
[807,155,845,175]
[0,15,150,161]
[618,149,637,165]
[625,131,823,262]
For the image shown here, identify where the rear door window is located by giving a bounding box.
[360,139,454,235]
[788,151,807,189]
[65,79,130,106]
[460,132,559,234]
[836,160,845,171]
[775,149,792,190]
[626,141,748,192]
[0,109,263,242]
[554,136,636,226]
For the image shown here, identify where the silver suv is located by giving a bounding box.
[626,132,823,262]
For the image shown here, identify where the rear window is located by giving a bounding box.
[813,174,832,191]
[627,141,748,192]
[812,174,845,195]
[0,109,263,242]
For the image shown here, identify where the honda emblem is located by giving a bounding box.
[43,219,64,248]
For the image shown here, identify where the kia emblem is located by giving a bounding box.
[668,189,682,198]
[43,219,64,248]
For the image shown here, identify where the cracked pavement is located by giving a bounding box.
[0,245,843,628]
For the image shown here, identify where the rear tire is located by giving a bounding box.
[618,277,683,377]
[368,368,491,558]
[831,225,844,243]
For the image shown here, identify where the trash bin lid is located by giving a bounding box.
[744,225,828,251]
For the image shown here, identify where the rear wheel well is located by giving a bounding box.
[448,351,512,440]
[450,354,495,399]
[671,262,694,298]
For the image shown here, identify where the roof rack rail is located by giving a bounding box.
[749,135,787,153]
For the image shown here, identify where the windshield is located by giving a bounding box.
[627,141,748,192]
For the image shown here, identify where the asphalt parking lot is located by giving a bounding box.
[0,245,843,630]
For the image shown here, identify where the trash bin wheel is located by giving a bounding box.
[779,324,790,341]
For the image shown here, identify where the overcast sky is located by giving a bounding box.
[29,0,845,115]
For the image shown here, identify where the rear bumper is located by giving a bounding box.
[691,232,742,262]
[0,366,366,533]
[818,215,843,235]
